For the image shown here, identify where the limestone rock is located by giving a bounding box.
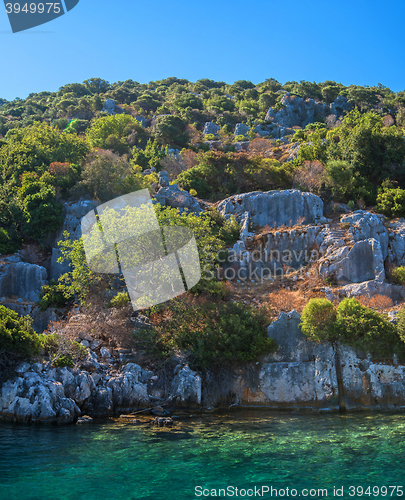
[234,141,250,152]
[265,93,329,128]
[218,189,324,227]
[0,258,47,302]
[319,238,385,284]
[341,211,388,259]
[107,364,150,408]
[266,93,350,129]
[171,365,201,406]
[203,122,220,136]
[387,219,405,266]
[154,181,203,214]
[234,123,250,137]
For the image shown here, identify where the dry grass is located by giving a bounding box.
[357,294,394,313]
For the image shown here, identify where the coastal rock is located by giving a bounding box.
[171,365,201,406]
[107,364,150,408]
[0,370,80,423]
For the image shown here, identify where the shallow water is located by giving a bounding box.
[1,409,405,499]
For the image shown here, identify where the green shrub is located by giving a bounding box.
[234,134,246,142]
[300,298,337,342]
[108,292,130,308]
[42,333,88,367]
[0,227,20,255]
[38,280,71,311]
[391,266,405,285]
[301,297,404,358]
[204,134,217,141]
[0,305,41,358]
[335,298,401,357]
[53,355,75,368]
[376,187,405,217]
[149,298,276,369]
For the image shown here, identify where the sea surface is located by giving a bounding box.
[1,409,405,500]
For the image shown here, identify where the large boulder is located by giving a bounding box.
[154,172,203,214]
[218,189,325,227]
[0,370,80,423]
[171,365,201,406]
[107,363,150,409]
[203,122,220,136]
[234,123,250,137]
[319,238,385,284]
[266,93,351,129]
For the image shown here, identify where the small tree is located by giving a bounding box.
[300,298,337,342]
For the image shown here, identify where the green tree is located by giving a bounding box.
[19,172,64,239]
[152,115,188,147]
[0,122,88,185]
[86,114,146,154]
[300,298,337,342]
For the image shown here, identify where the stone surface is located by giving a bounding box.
[319,238,385,284]
[341,211,388,259]
[234,123,250,137]
[171,365,201,406]
[0,258,47,302]
[203,122,220,136]
[47,200,98,281]
[266,93,351,129]
[218,189,325,227]
[154,180,203,214]
[387,219,405,266]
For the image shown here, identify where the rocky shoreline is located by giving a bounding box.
[2,309,405,424]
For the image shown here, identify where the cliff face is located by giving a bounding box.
[236,311,405,412]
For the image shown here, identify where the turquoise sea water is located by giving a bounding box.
[1,410,405,500]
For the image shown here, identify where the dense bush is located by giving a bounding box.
[390,266,405,285]
[0,305,41,358]
[148,297,276,369]
[38,280,72,311]
[176,151,295,200]
[108,292,130,308]
[300,298,337,342]
[301,298,404,358]
[376,187,405,217]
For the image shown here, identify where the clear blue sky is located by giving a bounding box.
[1,0,405,100]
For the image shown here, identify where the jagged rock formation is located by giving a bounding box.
[265,93,351,129]
[0,358,202,423]
[48,200,98,281]
[234,123,250,137]
[101,99,123,115]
